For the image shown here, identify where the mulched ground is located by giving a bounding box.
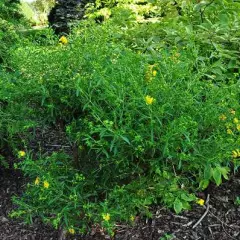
[0,126,239,240]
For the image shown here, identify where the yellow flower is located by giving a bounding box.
[236,124,240,131]
[145,64,157,82]
[18,151,26,158]
[68,228,75,235]
[233,118,239,124]
[35,177,40,185]
[227,129,233,135]
[152,70,157,77]
[232,150,238,158]
[232,149,240,158]
[59,36,68,44]
[145,95,155,105]
[219,114,227,121]
[130,215,135,222]
[196,198,205,206]
[43,181,50,189]
[230,109,236,115]
[102,213,110,221]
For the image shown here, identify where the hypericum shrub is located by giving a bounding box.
[11,18,240,235]
[0,0,26,65]
[0,69,37,167]
[0,18,19,64]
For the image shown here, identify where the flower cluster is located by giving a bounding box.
[220,110,240,135]
[34,177,50,189]
[145,64,158,82]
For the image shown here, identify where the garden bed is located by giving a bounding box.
[0,168,239,240]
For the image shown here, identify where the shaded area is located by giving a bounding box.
[48,0,94,34]
[0,169,58,240]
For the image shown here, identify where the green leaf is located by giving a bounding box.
[119,135,130,144]
[213,167,222,186]
[181,193,196,202]
[193,2,207,11]
[174,199,183,214]
[219,166,229,180]
[199,179,209,190]
[204,165,212,180]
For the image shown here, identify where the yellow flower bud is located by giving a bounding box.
[43,181,50,189]
[152,70,157,77]
[232,150,238,158]
[35,177,40,185]
[233,118,239,124]
[227,129,233,135]
[68,228,75,234]
[18,151,26,158]
[219,114,227,121]
[130,215,135,221]
[230,109,236,115]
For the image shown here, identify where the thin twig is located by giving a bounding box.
[58,227,66,240]
[208,209,235,230]
[208,226,213,239]
[183,221,193,227]
[200,0,215,23]
[44,144,71,148]
[172,214,188,220]
[222,224,238,240]
[192,194,210,229]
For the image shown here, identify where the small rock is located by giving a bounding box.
[0,216,9,223]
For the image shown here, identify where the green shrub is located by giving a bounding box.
[0,0,22,23]
[88,0,240,85]
[0,19,19,64]
[9,17,240,235]
[0,0,26,64]
[0,68,37,166]
[1,0,238,236]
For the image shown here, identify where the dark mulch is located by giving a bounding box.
[0,126,239,240]
[0,169,58,240]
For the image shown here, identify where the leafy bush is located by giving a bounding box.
[0,18,19,64]
[0,0,22,23]
[0,68,37,166]
[9,14,240,235]
[0,0,28,65]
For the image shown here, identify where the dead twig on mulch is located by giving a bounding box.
[192,194,210,229]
